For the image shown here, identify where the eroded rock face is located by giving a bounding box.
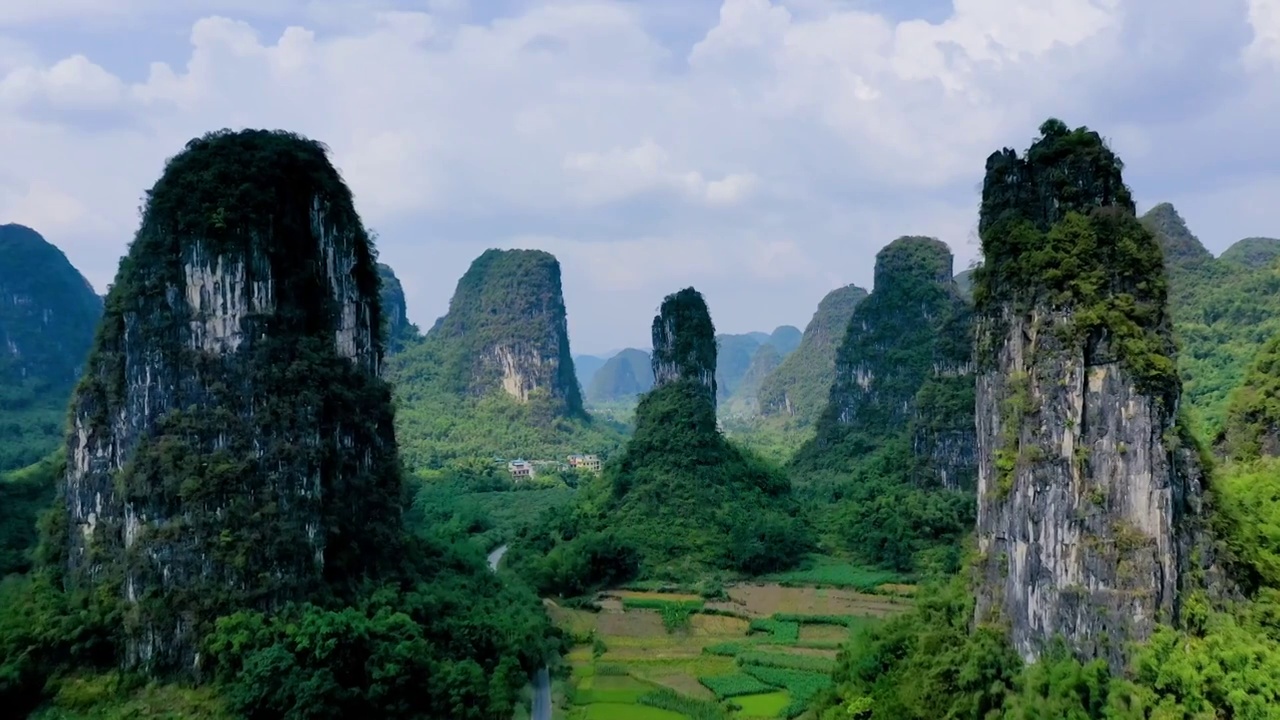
[972,309,1221,670]
[972,119,1225,672]
[61,129,403,673]
[651,287,717,406]
[429,249,583,413]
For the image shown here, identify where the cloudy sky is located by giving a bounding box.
[3,0,1280,354]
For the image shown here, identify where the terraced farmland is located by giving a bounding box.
[550,581,912,719]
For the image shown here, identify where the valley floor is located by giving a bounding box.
[546,579,912,720]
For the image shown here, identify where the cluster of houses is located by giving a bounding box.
[504,453,601,481]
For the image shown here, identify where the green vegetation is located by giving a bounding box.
[787,237,975,576]
[760,555,908,591]
[1219,236,1280,269]
[0,129,557,718]
[513,289,809,590]
[553,584,903,719]
[1220,334,1280,460]
[0,453,59,577]
[758,285,868,426]
[0,224,102,473]
[390,249,627,470]
[512,377,810,591]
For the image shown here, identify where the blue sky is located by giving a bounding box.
[3,0,1280,355]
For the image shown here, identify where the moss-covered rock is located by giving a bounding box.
[651,287,718,405]
[796,236,974,490]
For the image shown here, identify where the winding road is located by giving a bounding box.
[486,545,552,720]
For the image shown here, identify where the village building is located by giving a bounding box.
[507,458,535,480]
[568,454,602,474]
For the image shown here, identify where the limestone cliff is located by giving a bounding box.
[424,249,583,412]
[0,224,103,471]
[58,129,404,673]
[972,119,1225,672]
[377,262,419,354]
[758,285,868,425]
[798,237,974,490]
[651,288,717,405]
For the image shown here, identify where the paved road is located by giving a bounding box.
[486,545,551,720]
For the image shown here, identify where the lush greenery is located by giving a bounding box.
[0,129,558,718]
[0,224,102,472]
[757,285,869,426]
[1148,205,1280,434]
[787,237,975,575]
[0,453,59,577]
[511,377,810,591]
[390,249,627,469]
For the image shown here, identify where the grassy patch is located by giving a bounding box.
[736,650,835,673]
[747,618,800,644]
[732,691,791,718]
[578,702,688,719]
[760,555,908,591]
[638,688,728,720]
[698,674,777,699]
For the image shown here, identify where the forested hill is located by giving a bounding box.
[758,284,868,425]
[1141,202,1280,433]
[510,287,808,587]
[585,347,654,404]
[389,249,624,468]
[0,224,102,472]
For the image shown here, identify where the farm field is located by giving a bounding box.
[550,576,913,720]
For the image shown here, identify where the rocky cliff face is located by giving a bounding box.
[804,237,974,489]
[0,224,103,471]
[972,119,1224,672]
[427,249,583,413]
[651,288,717,405]
[377,262,418,354]
[759,285,868,425]
[59,129,404,673]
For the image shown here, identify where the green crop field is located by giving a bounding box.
[554,581,909,719]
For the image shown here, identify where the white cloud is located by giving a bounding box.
[1246,0,1280,67]
[0,0,1276,351]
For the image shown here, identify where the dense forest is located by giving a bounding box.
[5,116,1280,720]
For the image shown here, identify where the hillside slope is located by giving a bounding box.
[0,224,102,471]
[391,250,624,467]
